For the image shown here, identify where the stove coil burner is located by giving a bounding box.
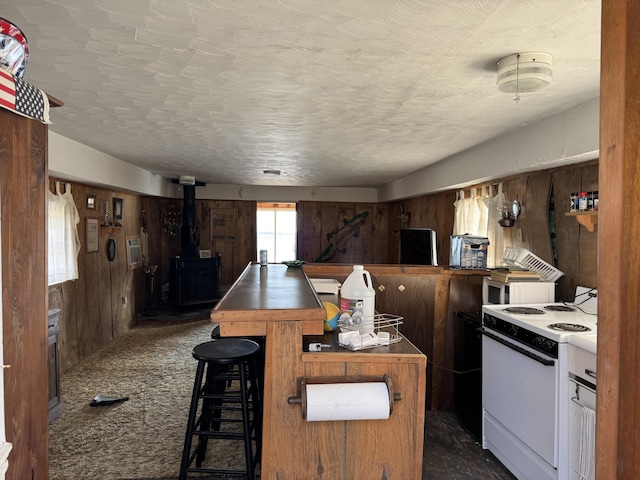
[544,305,576,312]
[548,323,591,332]
[503,307,546,315]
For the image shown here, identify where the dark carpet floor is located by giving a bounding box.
[136,302,217,326]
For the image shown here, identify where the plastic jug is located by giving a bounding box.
[340,265,376,334]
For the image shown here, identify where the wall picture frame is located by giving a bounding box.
[86,218,99,252]
[125,235,142,269]
[86,194,96,210]
[113,197,124,220]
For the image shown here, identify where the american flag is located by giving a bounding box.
[0,70,50,123]
[0,70,15,110]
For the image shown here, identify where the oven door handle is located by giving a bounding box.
[481,329,555,366]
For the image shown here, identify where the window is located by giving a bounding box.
[256,203,297,263]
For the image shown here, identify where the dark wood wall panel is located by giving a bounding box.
[145,196,182,297]
[369,204,390,263]
[233,201,257,278]
[578,164,599,288]
[374,275,436,408]
[552,168,583,300]
[297,202,321,261]
[297,201,390,264]
[48,182,144,374]
[520,173,553,266]
[1,109,49,479]
[128,197,257,302]
[387,191,456,267]
[551,162,599,300]
[198,200,257,285]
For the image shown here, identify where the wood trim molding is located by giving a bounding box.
[597,0,640,478]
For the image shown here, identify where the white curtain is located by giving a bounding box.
[453,190,465,236]
[453,183,505,268]
[47,182,81,285]
[484,183,506,268]
[477,186,490,238]
[62,183,81,281]
[47,183,66,285]
[453,187,487,236]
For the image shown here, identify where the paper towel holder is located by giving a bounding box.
[287,374,402,420]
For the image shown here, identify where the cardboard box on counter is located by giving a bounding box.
[449,234,490,269]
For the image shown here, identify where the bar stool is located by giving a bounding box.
[179,338,262,480]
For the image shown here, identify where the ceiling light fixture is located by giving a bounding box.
[497,52,553,103]
[263,169,281,175]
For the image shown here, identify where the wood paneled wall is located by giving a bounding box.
[199,200,257,286]
[1,108,49,480]
[48,181,144,374]
[297,202,390,264]
[387,192,456,265]
[141,197,257,293]
[388,161,599,301]
[552,163,599,298]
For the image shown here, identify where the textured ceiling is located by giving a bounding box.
[2,0,601,188]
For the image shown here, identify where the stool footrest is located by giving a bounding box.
[185,466,248,476]
[195,430,257,440]
[199,391,252,402]
[194,414,258,427]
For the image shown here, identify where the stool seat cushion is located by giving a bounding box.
[192,338,259,364]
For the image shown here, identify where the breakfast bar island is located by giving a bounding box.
[211,262,427,479]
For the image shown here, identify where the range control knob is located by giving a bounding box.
[543,340,556,353]
[533,336,545,349]
[509,325,519,337]
[484,315,496,327]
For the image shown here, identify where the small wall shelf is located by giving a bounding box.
[565,211,598,232]
[100,225,123,237]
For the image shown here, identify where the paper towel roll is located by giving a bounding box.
[305,382,390,421]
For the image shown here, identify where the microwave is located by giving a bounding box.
[482,277,556,305]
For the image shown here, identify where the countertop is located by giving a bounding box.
[569,333,597,354]
[211,262,325,336]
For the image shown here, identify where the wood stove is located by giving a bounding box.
[169,181,221,306]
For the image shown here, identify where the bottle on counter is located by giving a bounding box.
[339,265,376,335]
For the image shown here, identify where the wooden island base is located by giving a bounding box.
[212,263,426,479]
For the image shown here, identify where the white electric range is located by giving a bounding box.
[481,290,597,480]
[483,302,597,341]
